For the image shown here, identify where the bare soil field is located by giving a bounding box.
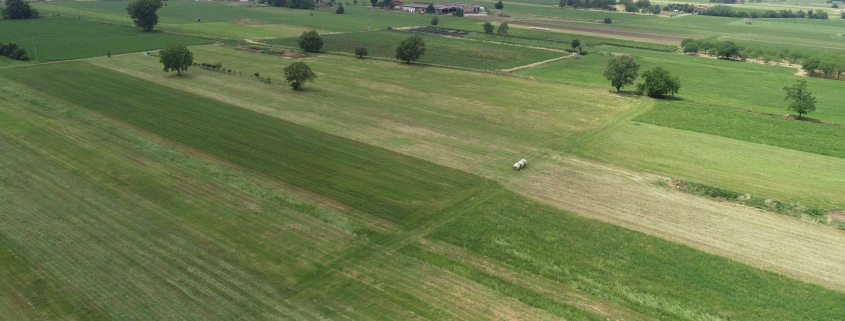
[510,21,688,42]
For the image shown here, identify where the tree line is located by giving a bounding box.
[681,38,845,78]
[705,4,829,19]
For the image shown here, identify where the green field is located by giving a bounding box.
[0,17,210,61]
[5,1,845,319]
[3,59,845,320]
[269,30,565,70]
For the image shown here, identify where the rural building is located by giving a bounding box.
[400,2,480,14]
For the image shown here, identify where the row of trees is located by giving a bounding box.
[261,0,316,9]
[0,42,29,61]
[603,56,680,98]
[706,4,829,19]
[482,22,510,37]
[2,0,39,19]
[298,30,426,63]
[802,53,845,79]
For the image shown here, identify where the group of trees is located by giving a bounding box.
[801,53,845,79]
[482,22,510,36]
[370,0,396,9]
[2,0,39,19]
[261,0,316,9]
[0,43,29,61]
[706,4,829,19]
[603,56,680,98]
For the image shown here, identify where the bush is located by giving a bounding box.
[430,16,439,25]
[636,67,680,98]
[298,30,324,53]
[604,17,612,23]
[454,8,464,17]
[335,4,344,13]
[494,0,504,9]
[354,47,367,58]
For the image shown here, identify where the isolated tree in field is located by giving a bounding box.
[636,67,680,98]
[1,0,40,19]
[159,44,193,76]
[395,35,426,63]
[483,22,495,35]
[336,3,345,13]
[426,4,435,13]
[495,0,504,9]
[604,55,640,92]
[430,16,439,25]
[298,30,323,52]
[604,17,612,23]
[782,80,816,119]
[571,39,581,53]
[127,0,163,32]
[283,62,317,90]
[496,22,509,36]
[354,47,367,58]
[370,0,378,7]
[353,0,357,5]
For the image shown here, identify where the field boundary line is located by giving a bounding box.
[500,53,575,72]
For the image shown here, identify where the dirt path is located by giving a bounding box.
[500,53,575,72]
[509,21,686,42]
[690,52,808,77]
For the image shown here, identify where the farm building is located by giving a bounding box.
[401,2,481,14]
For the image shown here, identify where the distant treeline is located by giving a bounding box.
[259,0,316,9]
[705,4,829,19]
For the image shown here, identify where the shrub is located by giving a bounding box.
[604,17,612,23]
[483,22,495,35]
[494,0,504,9]
[454,8,464,17]
[496,22,509,37]
[354,47,367,58]
[336,4,344,13]
[298,30,324,53]
[430,16,439,25]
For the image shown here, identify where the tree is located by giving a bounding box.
[283,62,317,90]
[298,30,323,53]
[604,17,612,23]
[483,22,495,35]
[336,3,345,13]
[159,44,193,76]
[353,0,357,5]
[650,4,661,14]
[126,0,163,32]
[683,42,698,54]
[287,0,315,9]
[454,8,464,17]
[430,16,439,25]
[636,67,680,98]
[604,56,640,92]
[635,0,650,9]
[802,55,821,76]
[384,0,395,9]
[782,80,816,119]
[426,4,435,13]
[496,22,509,36]
[354,47,367,58]
[715,41,740,59]
[680,38,695,48]
[571,39,581,53]
[842,11,845,19]
[1,0,39,19]
[560,0,566,7]
[267,0,288,7]
[395,35,426,63]
[370,0,377,7]
[495,0,504,9]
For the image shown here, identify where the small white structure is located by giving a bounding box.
[512,159,527,171]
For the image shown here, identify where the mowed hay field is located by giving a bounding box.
[268,30,567,70]
[3,59,845,320]
[0,18,210,61]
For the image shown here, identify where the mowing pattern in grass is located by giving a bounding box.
[0,18,210,61]
[413,189,845,321]
[635,100,845,159]
[2,62,485,227]
[269,30,565,70]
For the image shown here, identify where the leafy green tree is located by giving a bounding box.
[426,4,435,13]
[680,38,695,48]
[353,0,357,5]
[454,8,464,17]
[126,0,163,32]
[298,30,323,53]
[159,44,193,76]
[267,0,288,7]
[571,39,581,53]
[288,0,315,9]
[683,42,698,54]
[604,17,612,23]
[395,35,426,63]
[496,22,509,36]
[283,62,317,90]
[802,55,821,76]
[604,55,640,92]
[354,47,367,58]
[430,16,439,25]
[495,0,504,9]
[650,4,661,14]
[782,80,816,119]
[1,0,39,19]
[635,0,650,9]
[483,22,495,35]
[370,0,378,7]
[336,3,345,13]
[384,0,394,9]
[715,41,740,59]
[560,0,566,7]
[636,67,680,98]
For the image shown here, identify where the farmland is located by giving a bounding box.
[3,0,845,320]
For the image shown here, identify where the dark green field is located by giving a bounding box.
[0,18,210,61]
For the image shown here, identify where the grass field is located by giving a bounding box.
[269,30,566,70]
[3,59,845,320]
[0,17,210,61]
[518,46,845,124]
